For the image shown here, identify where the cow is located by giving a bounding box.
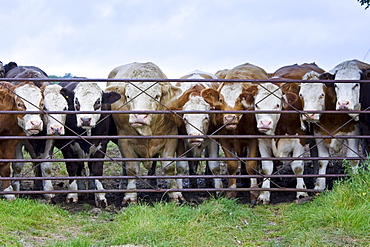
[271,63,325,175]
[54,81,120,206]
[242,82,309,204]
[170,70,222,191]
[3,62,18,75]
[299,60,370,191]
[0,62,4,77]
[272,62,325,80]
[105,62,183,205]
[5,66,73,202]
[215,69,230,79]
[0,81,44,200]
[201,63,268,205]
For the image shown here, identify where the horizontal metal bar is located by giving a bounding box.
[0,174,347,181]
[1,110,370,114]
[2,78,370,84]
[0,188,324,196]
[0,157,363,163]
[1,135,370,140]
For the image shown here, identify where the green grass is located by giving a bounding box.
[1,163,370,246]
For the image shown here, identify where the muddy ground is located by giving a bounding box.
[14,157,346,214]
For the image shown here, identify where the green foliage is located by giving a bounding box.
[358,0,370,9]
[1,160,370,246]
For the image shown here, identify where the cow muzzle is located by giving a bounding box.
[48,124,65,135]
[188,134,204,147]
[337,101,350,111]
[130,114,149,128]
[223,115,239,130]
[257,119,273,133]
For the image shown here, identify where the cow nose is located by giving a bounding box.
[338,101,350,110]
[50,125,64,135]
[81,117,92,126]
[30,120,43,130]
[134,114,148,123]
[224,115,236,123]
[259,120,272,129]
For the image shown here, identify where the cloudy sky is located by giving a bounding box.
[1,0,369,79]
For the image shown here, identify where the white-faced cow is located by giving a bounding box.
[299,60,370,191]
[170,70,222,191]
[0,81,44,200]
[6,66,72,202]
[55,81,120,206]
[201,63,268,205]
[245,82,309,204]
[105,62,183,205]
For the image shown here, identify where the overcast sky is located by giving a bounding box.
[1,0,369,79]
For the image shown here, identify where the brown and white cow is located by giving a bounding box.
[105,62,183,204]
[170,70,222,190]
[272,62,325,80]
[300,60,370,190]
[201,63,268,205]
[0,81,44,200]
[6,66,72,202]
[244,82,308,204]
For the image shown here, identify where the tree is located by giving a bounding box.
[358,0,370,9]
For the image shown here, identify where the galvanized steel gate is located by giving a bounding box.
[0,77,367,204]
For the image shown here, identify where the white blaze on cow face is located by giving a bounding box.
[182,95,211,146]
[254,83,282,135]
[125,81,163,133]
[299,82,325,122]
[43,84,68,135]
[14,83,44,135]
[330,61,362,117]
[219,83,244,129]
[74,82,103,129]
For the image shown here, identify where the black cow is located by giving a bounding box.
[55,81,120,207]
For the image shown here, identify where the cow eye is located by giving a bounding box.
[353,84,359,89]
[94,99,101,110]
[275,104,280,109]
[154,95,160,101]
[320,93,325,98]
[75,98,80,111]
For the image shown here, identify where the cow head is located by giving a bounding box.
[42,84,73,135]
[299,71,325,122]
[73,82,120,129]
[13,83,44,135]
[202,82,249,130]
[320,61,361,119]
[117,81,181,135]
[253,83,283,135]
[182,94,211,146]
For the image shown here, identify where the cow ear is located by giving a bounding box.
[60,87,74,100]
[240,92,254,109]
[201,88,220,108]
[282,92,298,110]
[319,72,334,81]
[105,85,126,102]
[102,91,121,104]
[162,84,182,103]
